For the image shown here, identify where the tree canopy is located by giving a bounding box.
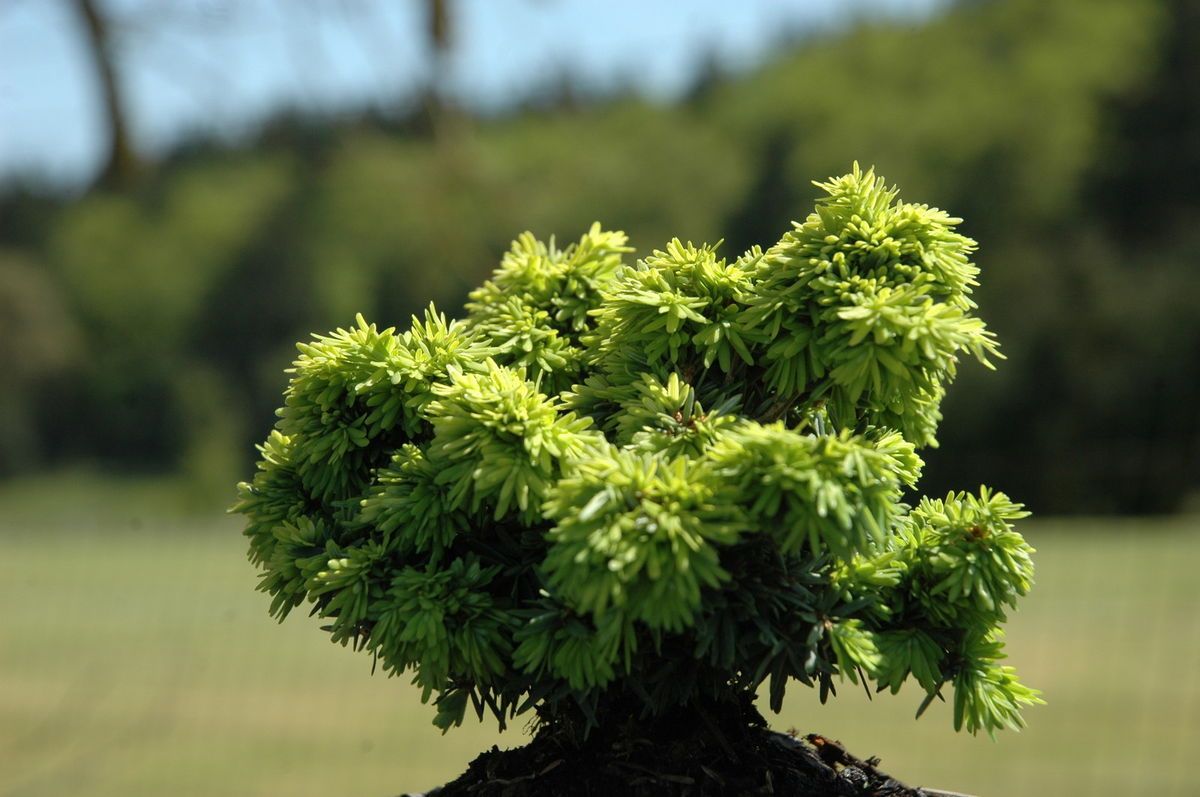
[235,167,1041,737]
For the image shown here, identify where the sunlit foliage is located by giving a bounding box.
[235,167,1039,737]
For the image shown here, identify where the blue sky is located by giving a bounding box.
[0,0,942,188]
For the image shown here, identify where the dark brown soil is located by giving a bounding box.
[401,699,952,797]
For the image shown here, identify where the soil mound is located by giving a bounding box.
[405,699,950,796]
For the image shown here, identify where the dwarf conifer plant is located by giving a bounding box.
[234,165,1040,745]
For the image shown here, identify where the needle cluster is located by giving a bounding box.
[235,165,1040,738]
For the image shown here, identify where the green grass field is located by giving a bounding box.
[2,478,1198,796]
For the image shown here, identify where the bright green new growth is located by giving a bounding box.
[234,165,1040,739]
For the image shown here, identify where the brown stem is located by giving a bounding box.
[74,0,140,188]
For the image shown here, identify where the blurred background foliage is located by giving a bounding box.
[3,2,1200,796]
[1,0,1197,517]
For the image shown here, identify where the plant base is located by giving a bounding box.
[404,699,953,796]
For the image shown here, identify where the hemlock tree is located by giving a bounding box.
[234,165,1040,749]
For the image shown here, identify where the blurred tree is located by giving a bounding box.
[73,0,141,188]
[0,252,80,473]
[1088,0,1200,239]
[721,130,798,258]
[420,0,454,138]
[427,0,450,84]
[3,0,1196,514]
